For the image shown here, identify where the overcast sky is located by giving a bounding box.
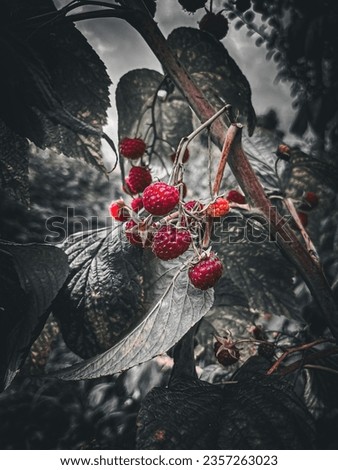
[54,1,294,147]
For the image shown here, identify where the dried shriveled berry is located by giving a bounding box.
[152,225,191,260]
[189,253,223,290]
[142,182,180,216]
[119,137,146,160]
[214,339,240,366]
[275,144,291,161]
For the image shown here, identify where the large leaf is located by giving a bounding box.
[116,69,194,161]
[0,242,69,390]
[136,357,315,449]
[52,227,145,359]
[167,27,256,135]
[0,0,112,200]
[216,216,299,318]
[52,246,213,380]
[0,120,29,206]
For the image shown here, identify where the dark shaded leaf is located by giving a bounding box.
[116,69,193,160]
[0,242,69,390]
[52,248,213,380]
[242,126,284,190]
[53,227,145,359]
[216,217,299,318]
[136,357,315,449]
[167,27,256,135]
[0,120,29,206]
[0,0,112,177]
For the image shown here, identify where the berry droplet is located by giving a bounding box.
[109,200,129,222]
[142,182,180,216]
[152,225,191,260]
[119,137,146,160]
[189,253,223,290]
[206,197,230,217]
[199,12,229,40]
[227,190,246,204]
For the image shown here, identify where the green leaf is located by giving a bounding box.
[52,227,145,359]
[0,242,69,390]
[52,247,213,380]
[116,69,194,160]
[167,27,256,135]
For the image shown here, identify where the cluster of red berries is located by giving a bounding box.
[110,137,248,290]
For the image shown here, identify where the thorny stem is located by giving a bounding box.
[266,338,336,375]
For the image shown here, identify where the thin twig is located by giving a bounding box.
[267,338,336,375]
[279,347,338,376]
[304,364,338,376]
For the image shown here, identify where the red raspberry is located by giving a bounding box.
[184,200,204,213]
[125,166,152,194]
[227,190,246,205]
[170,148,190,164]
[189,253,223,290]
[199,12,229,40]
[119,137,146,160]
[131,197,144,213]
[178,0,207,13]
[152,226,191,260]
[109,200,129,222]
[125,220,152,247]
[142,182,179,216]
[206,197,230,217]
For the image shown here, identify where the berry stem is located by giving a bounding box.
[212,122,239,196]
[279,347,338,377]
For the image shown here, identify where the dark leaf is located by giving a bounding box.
[0,120,29,206]
[167,27,256,135]
[0,0,112,175]
[53,227,145,359]
[242,125,284,190]
[216,217,299,318]
[52,248,213,380]
[0,242,69,390]
[116,69,193,160]
[136,357,315,449]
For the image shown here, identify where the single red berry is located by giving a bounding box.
[178,0,207,13]
[199,12,229,40]
[131,196,144,213]
[304,191,319,209]
[142,182,180,216]
[119,137,146,160]
[236,0,251,13]
[227,190,246,204]
[207,197,230,217]
[125,166,152,194]
[257,342,275,359]
[125,220,153,247]
[275,144,291,161]
[214,340,240,366]
[152,225,191,260]
[184,200,204,213]
[189,253,223,290]
[109,200,129,222]
[170,148,190,164]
